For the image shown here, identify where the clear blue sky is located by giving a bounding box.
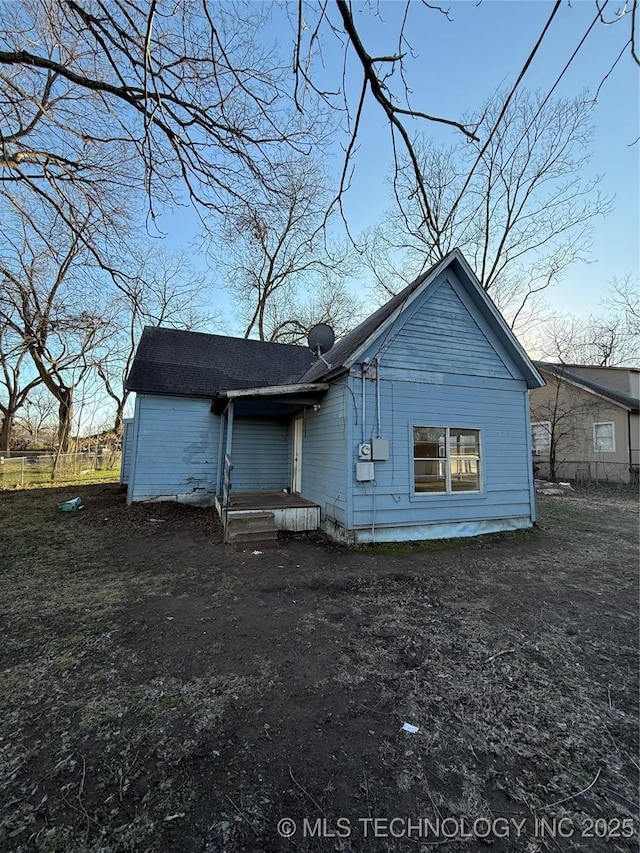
[162,1,639,323]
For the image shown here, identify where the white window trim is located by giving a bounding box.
[531,421,551,454]
[412,425,483,496]
[593,421,615,453]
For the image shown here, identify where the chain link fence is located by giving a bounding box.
[533,458,638,485]
[0,450,122,489]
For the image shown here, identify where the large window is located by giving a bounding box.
[593,422,615,453]
[531,421,551,454]
[413,427,481,494]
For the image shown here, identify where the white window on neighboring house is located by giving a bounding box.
[593,422,615,453]
[531,421,551,454]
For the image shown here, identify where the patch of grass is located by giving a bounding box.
[537,497,606,532]
[0,467,119,490]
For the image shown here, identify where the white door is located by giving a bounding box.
[292,417,303,493]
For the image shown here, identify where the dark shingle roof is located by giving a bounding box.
[534,361,640,413]
[127,250,547,399]
[126,327,315,398]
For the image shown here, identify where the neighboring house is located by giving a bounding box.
[530,362,640,484]
[124,249,544,544]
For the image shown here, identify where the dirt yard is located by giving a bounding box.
[0,484,638,852]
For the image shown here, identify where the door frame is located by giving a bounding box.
[292,415,303,493]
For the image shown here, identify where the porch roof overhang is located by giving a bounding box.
[211,382,329,417]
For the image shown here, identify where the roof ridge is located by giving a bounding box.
[534,361,639,412]
[535,360,638,372]
[142,325,310,352]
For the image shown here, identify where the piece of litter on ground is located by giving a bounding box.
[57,496,83,512]
[163,813,185,822]
[148,518,164,523]
[252,550,263,555]
[402,723,420,734]
[166,616,174,620]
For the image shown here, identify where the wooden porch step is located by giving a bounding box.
[225,511,278,545]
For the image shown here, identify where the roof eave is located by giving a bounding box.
[450,251,545,389]
[342,253,453,372]
[225,381,329,398]
[340,248,544,389]
[211,382,329,414]
[535,363,638,412]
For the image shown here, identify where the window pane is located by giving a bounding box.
[413,426,481,494]
[414,459,446,492]
[594,423,614,452]
[450,428,479,455]
[531,422,551,452]
[414,427,446,458]
[450,458,480,491]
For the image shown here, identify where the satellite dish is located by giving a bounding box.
[308,323,335,355]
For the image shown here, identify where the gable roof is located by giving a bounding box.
[299,248,544,389]
[126,249,545,398]
[125,326,315,398]
[534,361,640,413]
[545,364,638,395]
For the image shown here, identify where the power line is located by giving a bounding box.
[478,0,612,213]
[440,0,563,236]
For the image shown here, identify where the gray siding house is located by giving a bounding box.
[530,362,639,484]
[124,250,544,543]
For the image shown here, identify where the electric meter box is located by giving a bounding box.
[371,438,389,461]
[356,462,375,482]
[358,442,372,460]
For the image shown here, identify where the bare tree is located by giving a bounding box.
[364,90,613,330]
[12,385,57,450]
[536,312,639,367]
[533,275,639,367]
[0,1,634,397]
[0,0,331,252]
[0,0,516,267]
[1,1,635,250]
[214,158,361,341]
[0,217,110,451]
[94,250,216,434]
[0,320,42,452]
[264,278,365,345]
[603,274,640,356]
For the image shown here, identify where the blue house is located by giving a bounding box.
[124,249,544,544]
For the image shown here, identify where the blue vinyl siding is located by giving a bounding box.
[230,418,291,492]
[128,395,219,502]
[345,270,535,536]
[349,376,532,530]
[299,381,349,526]
[120,418,134,485]
[374,273,519,381]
